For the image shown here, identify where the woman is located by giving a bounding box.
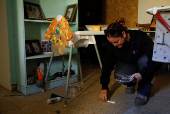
[100,22,162,106]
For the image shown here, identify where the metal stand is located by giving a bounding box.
[64,43,73,107]
[45,53,54,82]
[94,43,102,69]
[62,55,65,75]
[41,53,54,92]
[43,35,102,106]
[78,52,83,83]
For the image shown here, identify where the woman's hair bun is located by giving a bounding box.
[116,18,125,25]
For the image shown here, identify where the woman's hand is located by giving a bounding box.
[99,89,108,101]
[131,73,142,82]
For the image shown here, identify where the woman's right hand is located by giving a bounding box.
[99,89,108,101]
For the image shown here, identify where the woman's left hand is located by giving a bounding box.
[131,73,142,82]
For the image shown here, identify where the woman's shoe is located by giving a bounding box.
[134,94,148,106]
[125,86,135,94]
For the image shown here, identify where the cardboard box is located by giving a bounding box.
[92,26,100,31]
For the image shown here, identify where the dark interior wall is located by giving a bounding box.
[78,0,138,29]
[78,0,107,64]
[78,0,105,30]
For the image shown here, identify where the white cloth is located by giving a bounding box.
[152,12,170,63]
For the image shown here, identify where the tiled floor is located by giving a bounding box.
[0,63,170,114]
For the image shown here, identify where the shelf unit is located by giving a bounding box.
[26,52,78,60]
[24,19,77,25]
[14,0,79,95]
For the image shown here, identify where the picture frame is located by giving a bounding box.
[24,1,43,20]
[41,40,52,54]
[25,40,33,56]
[25,40,42,56]
[31,40,42,55]
[64,4,77,22]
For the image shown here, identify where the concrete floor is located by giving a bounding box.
[0,63,170,114]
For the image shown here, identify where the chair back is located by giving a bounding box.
[136,23,150,31]
[71,31,97,48]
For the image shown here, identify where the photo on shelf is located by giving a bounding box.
[25,40,42,56]
[31,40,42,55]
[64,4,77,22]
[25,40,33,56]
[24,1,43,20]
[41,40,52,54]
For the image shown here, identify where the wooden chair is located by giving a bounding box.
[136,23,150,31]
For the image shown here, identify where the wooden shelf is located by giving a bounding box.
[26,52,77,60]
[24,19,77,25]
[27,74,78,87]
[18,74,78,95]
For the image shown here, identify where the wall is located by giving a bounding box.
[105,0,138,28]
[138,0,170,24]
[78,0,103,28]
[0,0,11,90]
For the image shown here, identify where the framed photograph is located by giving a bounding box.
[25,40,33,56]
[24,1,43,20]
[64,4,77,22]
[25,40,42,56]
[31,40,42,55]
[41,40,52,54]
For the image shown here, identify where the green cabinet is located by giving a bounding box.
[12,0,79,95]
